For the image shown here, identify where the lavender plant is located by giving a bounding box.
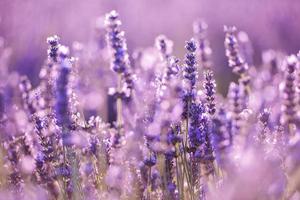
[0,9,300,200]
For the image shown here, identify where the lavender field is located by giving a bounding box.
[0,1,300,200]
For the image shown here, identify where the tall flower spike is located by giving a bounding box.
[105,10,134,97]
[281,55,298,126]
[47,35,60,63]
[193,19,212,69]
[203,70,216,115]
[224,26,248,75]
[183,38,198,90]
[182,38,198,119]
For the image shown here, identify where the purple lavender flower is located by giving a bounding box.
[105,10,134,97]
[203,70,216,115]
[281,55,298,126]
[224,26,248,75]
[182,38,198,119]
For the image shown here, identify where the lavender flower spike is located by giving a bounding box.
[224,26,248,75]
[281,55,298,126]
[203,70,216,115]
[183,38,198,93]
[182,38,198,119]
[105,10,134,97]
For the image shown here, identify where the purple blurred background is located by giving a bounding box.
[1,0,300,90]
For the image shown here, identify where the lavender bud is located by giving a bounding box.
[184,39,197,87]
